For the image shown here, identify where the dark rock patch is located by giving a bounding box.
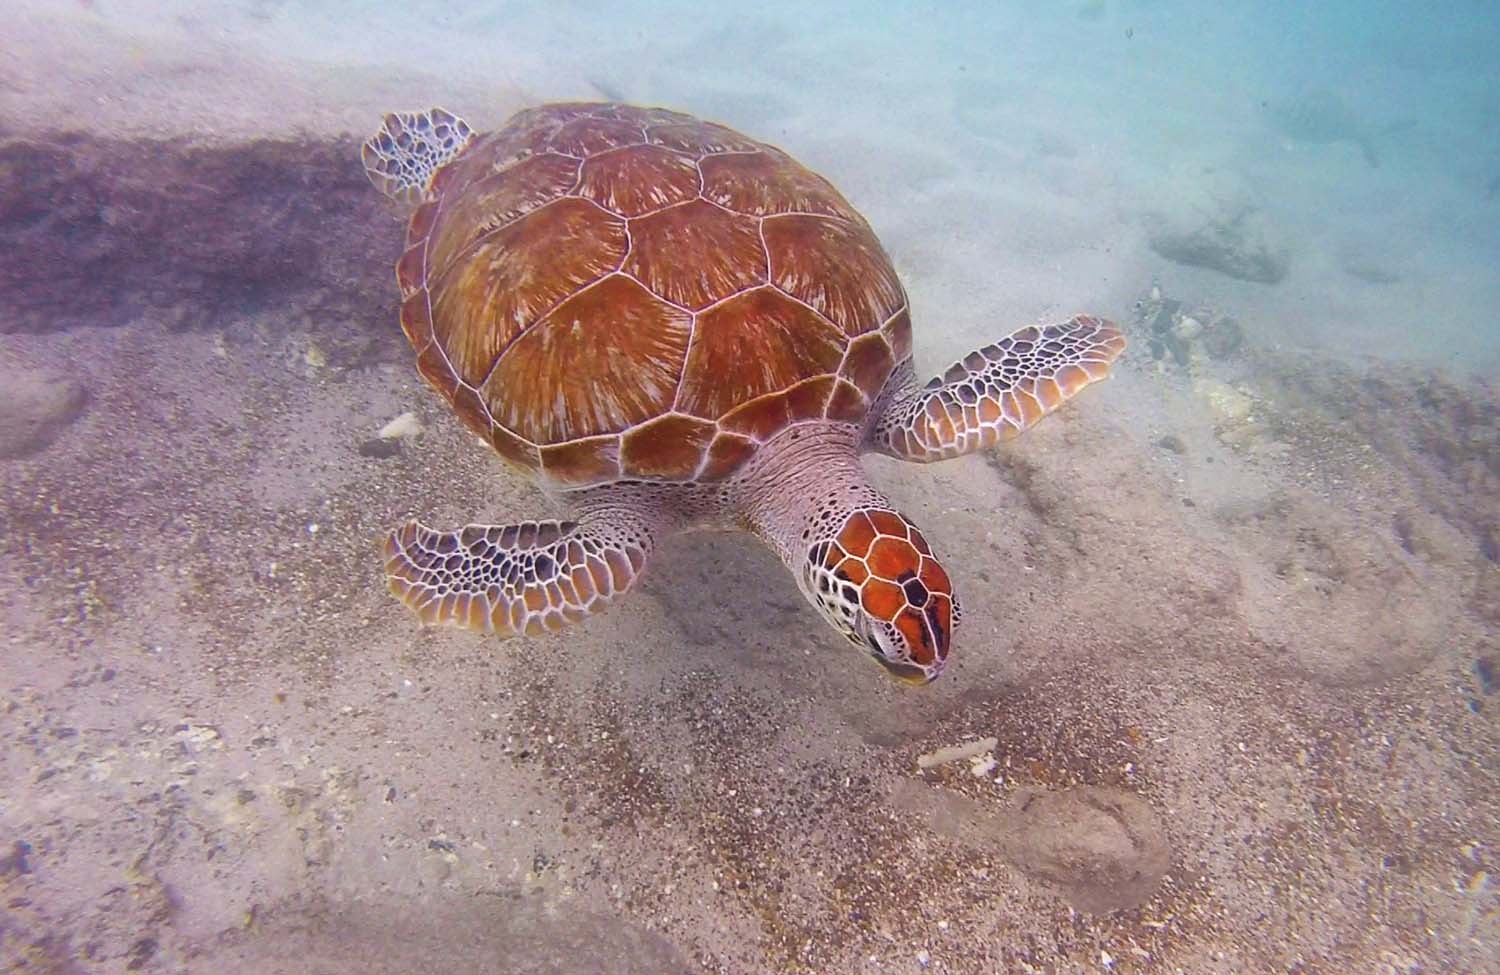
[1148,206,1289,284]
[0,130,403,345]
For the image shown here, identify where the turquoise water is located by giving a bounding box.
[215,0,1500,367]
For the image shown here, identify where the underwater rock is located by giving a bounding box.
[1141,161,1289,284]
[0,133,398,341]
[1156,434,1186,454]
[1140,296,1189,365]
[0,362,87,458]
[1148,206,1289,284]
[1133,282,1246,367]
[357,438,402,459]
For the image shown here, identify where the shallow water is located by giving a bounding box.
[3,2,1497,973]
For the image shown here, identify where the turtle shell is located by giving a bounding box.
[395,102,912,487]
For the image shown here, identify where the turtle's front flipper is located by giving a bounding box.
[361,107,475,206]
[383,513,653,637]
[871,315,1125,462]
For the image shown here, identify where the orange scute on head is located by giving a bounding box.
[838,508,956,670]
[861,578,905,620]
[865,510,907,538]
[894,611,933,664]
[833,555,869,586]
[834,512,879,559]
[925,598,953,664]
[918,558,952,597]
[866,536,912,579]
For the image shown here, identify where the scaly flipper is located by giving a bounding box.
[870,315,1125,462]
[361,107,475,206]
[383,513,653,637]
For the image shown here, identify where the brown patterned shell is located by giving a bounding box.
[395,102,912,487]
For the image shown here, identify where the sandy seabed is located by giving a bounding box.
[3,4,1498,974]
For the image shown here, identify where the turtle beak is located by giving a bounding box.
[851,620,943,685]
[873,653,938,686]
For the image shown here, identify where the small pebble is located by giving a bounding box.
[357,437,401,459]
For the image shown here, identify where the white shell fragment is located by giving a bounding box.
[379,411,426,440]
[916,736,999,770]
[969,753,998,778]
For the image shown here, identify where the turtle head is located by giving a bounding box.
[804,508,959,684]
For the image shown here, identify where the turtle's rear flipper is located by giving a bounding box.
[383,516,653,637]
[871,315,1126,462]
[361,108,475,206]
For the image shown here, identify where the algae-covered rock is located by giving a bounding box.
[1133,281,1247,368]
[1149,207,1290,284]
[1141,162,1290,284]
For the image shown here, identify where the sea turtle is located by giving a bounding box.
[362,102,1124,684]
